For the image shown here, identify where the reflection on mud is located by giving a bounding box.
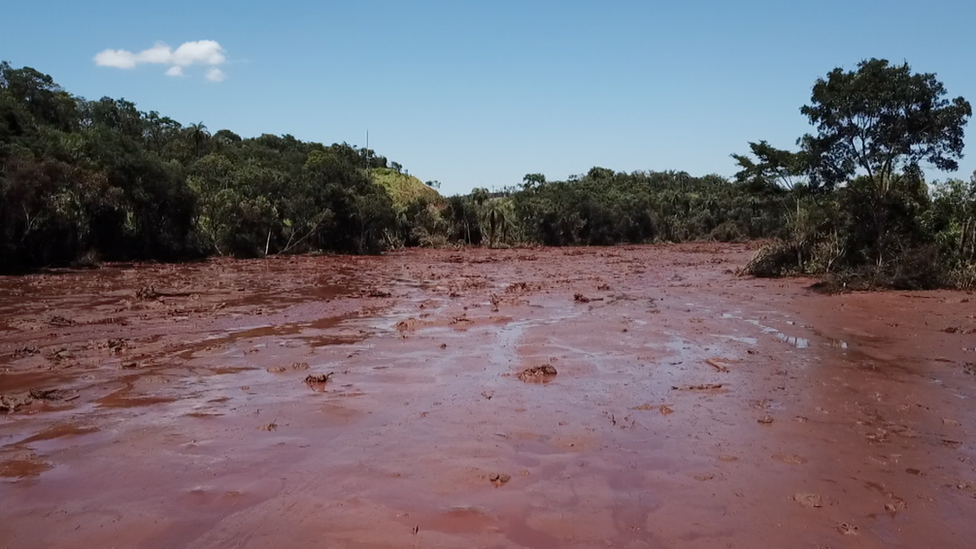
[775,332,810,349]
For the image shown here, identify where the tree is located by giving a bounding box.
[800,59,972,268]
[522,173,546,190]
[481,198,514,248]
[731,140,809,191]
[800,58,972,191]
[184,122,210,158]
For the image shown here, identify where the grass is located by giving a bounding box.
[370,168,441,209]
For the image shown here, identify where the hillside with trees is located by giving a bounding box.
[2,59,975,288]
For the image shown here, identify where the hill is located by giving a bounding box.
[371,168,442,208]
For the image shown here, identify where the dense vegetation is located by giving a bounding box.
[0,61,404,269]
[2,59,975,288]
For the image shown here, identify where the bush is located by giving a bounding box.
[743,240,803,277]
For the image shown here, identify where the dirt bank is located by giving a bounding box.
[1,244,974,548]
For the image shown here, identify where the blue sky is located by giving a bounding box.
[3,0,976,195]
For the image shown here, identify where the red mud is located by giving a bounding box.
[1,244,974,548]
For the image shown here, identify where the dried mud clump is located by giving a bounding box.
[516,365,557,383]
[793,492,823,509]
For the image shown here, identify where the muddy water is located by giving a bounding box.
[1,244,974,548]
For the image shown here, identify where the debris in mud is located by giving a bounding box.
[836,523,859,536]
[488,472,511,487]
[291,362,310,371]
[705,358,731,373]
[597,283,611,291]
[12,344,39,358]
[956,481,976,498]
[671,383,724,391]
[793,493,823,508]
[136,286,161,300]
[693,473,716,481]
[120,362,139,370]
[136,286,193,300]
[758,415,774,425]
[48,315,74,327]
[772,453,807,465]
[632,403,674,415]
[48,348,73,362]
[450,315,473,326]
[964,363,976,375]
[0,394,31,413]
[267,366,288,373]
[885,499,907,514]
[107,338,128,353]
[573,293,603,303]
[505,281,534,294]
[516,365,558,383]
[396,318,421,332]
[440,343,447,349]
[259,420,278,431]
[480,391,494,400]
[366,289,392,298]
[304,373,334,384]
[1,388,75,413]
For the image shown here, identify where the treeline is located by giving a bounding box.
[0,61,398,270]
[403,170,789,250]
[388,58,976,289]
[3,59,976,288]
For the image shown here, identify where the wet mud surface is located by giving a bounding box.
[1,244,974,548]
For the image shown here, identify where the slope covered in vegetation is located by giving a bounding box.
[370,167,441,209]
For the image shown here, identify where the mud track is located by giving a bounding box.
[1,244,974,548]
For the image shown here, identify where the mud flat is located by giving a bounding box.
[1,244,974,548]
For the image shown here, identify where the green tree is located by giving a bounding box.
[184,122,210,158]
[801,58,972,191]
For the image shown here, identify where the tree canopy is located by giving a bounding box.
[800,58,972,190]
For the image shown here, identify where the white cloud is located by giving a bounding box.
[173,41,225,67]
[93,49,138,69]
[205,67,226,82]
[94,40,227,81]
